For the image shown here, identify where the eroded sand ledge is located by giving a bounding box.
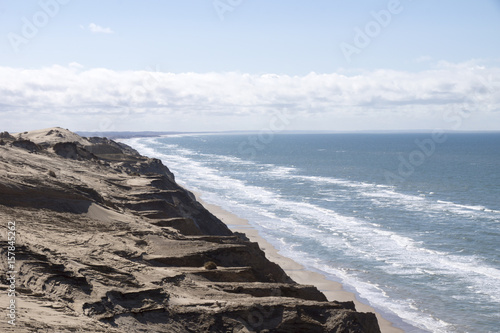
[1,127,382,332]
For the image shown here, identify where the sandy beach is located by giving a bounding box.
[196,195,404,333]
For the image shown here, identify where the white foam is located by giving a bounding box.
[310,260,453,333]
[266,169,500,220]
[197,152,256,166]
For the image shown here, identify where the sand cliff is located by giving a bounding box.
[0,127,380,332]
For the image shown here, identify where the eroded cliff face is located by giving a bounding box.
[0,128,380,333]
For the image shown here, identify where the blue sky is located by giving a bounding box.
[0,0,499,132]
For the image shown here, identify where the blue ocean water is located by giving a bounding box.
[124,133,500,333]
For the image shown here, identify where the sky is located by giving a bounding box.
[0,0,499,132]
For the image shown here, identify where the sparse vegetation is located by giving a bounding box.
[204,261,217,270]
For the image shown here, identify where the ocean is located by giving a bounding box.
[123,133,500,333]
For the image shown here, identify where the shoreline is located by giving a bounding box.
[195,194,404,333]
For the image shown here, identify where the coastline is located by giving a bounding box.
[1,128,392,332]
[195,194,404,333]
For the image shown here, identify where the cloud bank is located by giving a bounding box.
[0,62,498,132]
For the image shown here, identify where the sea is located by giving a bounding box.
[123,132,500,333]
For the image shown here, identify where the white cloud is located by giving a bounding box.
[88,23,114,34]
[0,63,499,132]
